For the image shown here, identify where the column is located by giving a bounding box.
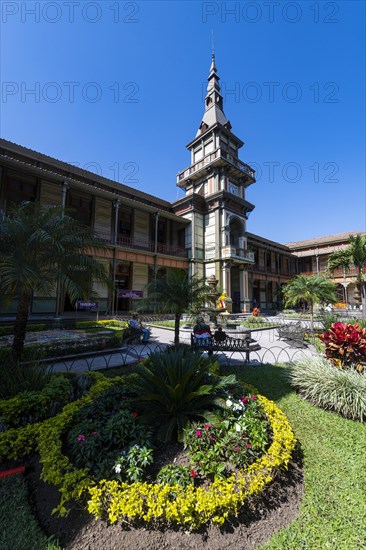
[239,267,250,313]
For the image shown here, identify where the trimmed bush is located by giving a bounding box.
[287,355,366,421]
[0,375,74,429]
[0,372,106,462]
[0,323,47,336]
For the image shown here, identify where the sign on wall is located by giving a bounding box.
[118,290,143,299]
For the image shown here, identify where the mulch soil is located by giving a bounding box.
[21,450,304,550]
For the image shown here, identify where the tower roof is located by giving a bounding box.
[196,53,230,136]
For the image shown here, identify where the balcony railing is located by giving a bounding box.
[299,266,362,278]
[97,232,188,258]
[177,148,255,183]
[222,247,255,263]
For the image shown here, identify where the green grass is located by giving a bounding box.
[229,363,366,549]
[149,320,177,329]
[0,474,62,550]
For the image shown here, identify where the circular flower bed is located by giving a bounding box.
[34,369,296,528]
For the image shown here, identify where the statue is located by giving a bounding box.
[217,291,227,309]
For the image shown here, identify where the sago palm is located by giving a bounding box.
[328,235,366,318]
[132,347,236,442]
[283,274,337,332]
[0,201,110,361]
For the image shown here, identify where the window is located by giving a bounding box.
[66,190,92,226]
[5,172,37,206]
[118,206,133,236]
[229,183,238,196]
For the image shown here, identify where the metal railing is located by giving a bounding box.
[97,232,188,258]
[177,148,255,182]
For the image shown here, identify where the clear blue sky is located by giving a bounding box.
[1,0,365,243]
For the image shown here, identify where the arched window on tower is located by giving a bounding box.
[229,217,244,250]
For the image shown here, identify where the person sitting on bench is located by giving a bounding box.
[214,326,227,343]
[193,317,211,345]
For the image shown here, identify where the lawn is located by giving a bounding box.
[231,363,366,549]
[0,474,61,550]
[1,362,365,549]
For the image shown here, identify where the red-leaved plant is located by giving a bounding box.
[321,322,366,372]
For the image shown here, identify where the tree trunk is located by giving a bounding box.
[362,281,366,320]
[309,301,314,333]
[12,292,32,362]
[174,314,180,346]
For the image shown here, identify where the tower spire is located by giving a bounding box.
[196,48,229,136]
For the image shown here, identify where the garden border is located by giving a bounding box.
[33,379,296,528]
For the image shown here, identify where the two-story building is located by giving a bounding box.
[287,232,366,308]
[0,54,364,317]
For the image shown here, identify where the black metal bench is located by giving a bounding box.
[191,334,261,362]
[277,322,305,347]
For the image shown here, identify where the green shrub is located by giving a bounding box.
[0,375,73,428]
[131,348,235,442]
[0,372,105,462]
[0,323,47,336]
[244,315,265,325]
[287,355,366,421]
[0,356,51,399]
[65,384,153,481]
[184,390,269,480]
[319,312,340,332]
[156,464,194,488]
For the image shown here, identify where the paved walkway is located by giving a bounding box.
[49,325,316,373]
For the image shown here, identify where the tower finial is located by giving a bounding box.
[212,29,215,60]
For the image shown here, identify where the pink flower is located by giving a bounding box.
[204,424,211,430]
[245,442,252,448]
[77,434,86,441]
[91,431,98,435]
[190,470,197,478]
[132,412,139,417]
[241,397,248,404]
[209,434,213,441]
[251,395,257,401]
[196,430,202,437]
[233,445,239,451]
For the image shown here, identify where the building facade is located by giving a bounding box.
[287,232,366,309]
[0,55,364,316]
[0,140,189,316]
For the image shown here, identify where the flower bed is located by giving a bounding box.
[86,394,295,528]
[33,373,295,528]
[0,372,108,462]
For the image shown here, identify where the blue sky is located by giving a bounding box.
[1,0,365,243]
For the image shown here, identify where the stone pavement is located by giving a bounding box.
[48,325,316,373]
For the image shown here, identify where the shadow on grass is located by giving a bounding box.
[220,362,293,403]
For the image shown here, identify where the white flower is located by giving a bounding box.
[114,464,122,474]
[235,423,241,432]
[226,399,233,407]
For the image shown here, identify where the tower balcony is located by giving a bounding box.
[222,246,255,263]
[177,148,255,188]
[204,245,255,263]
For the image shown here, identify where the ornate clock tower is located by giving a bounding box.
[173,53,256,313]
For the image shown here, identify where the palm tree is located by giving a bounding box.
[141,269,209,345]
[283,274,337,332]
[328,235,366,319]
[0,202,111,361]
